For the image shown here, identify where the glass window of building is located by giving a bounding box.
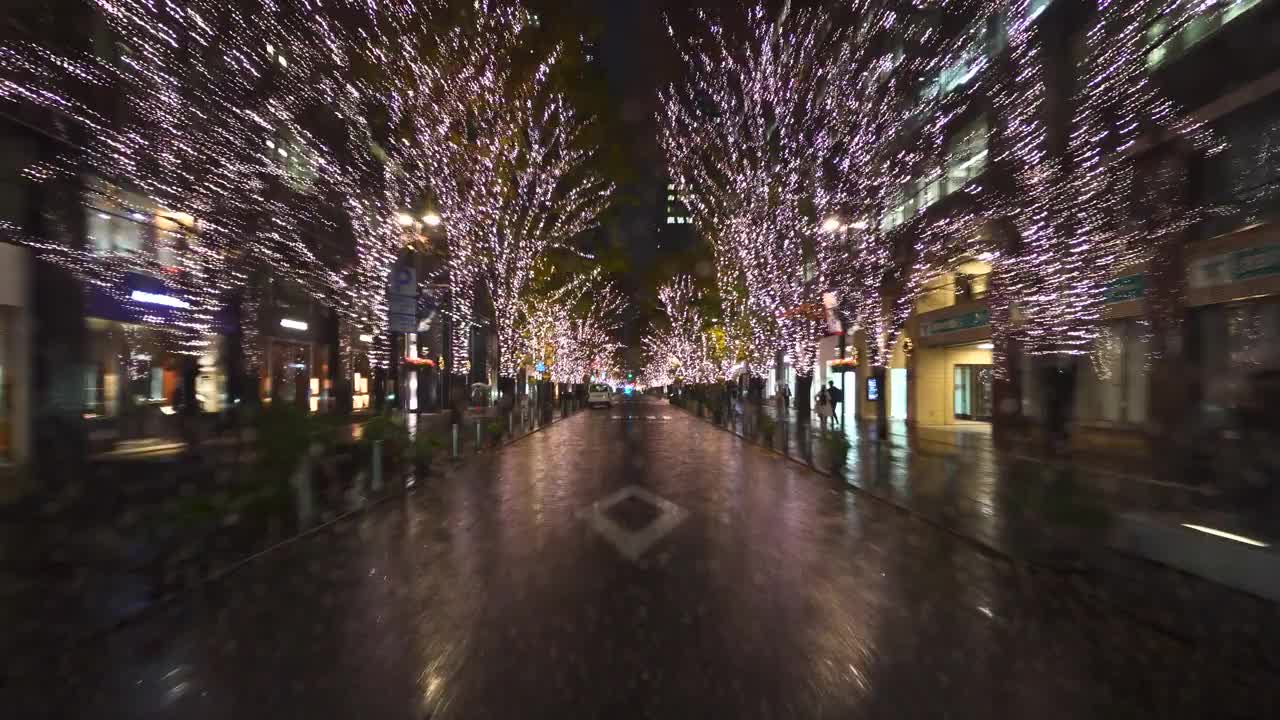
[86,207,146,255]
[1200,97,1280,238]
[1146,0,1264,70]
[1026,0,1054,21]
[918,176,943,210]
[1196,300,1280,423]
[935,14,996,98]
[1074,320,1150,426]
[944,115,989,196]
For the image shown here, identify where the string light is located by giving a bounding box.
[402,0,614,380]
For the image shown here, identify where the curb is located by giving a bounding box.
[674,405,1013,562]
[7,408,586,677]
[676,404,1280,670]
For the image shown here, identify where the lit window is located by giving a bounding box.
[667,216,676,224]
[1026,0,1052,21]
[1146,0,1262,70]
[944,115,988,196]
[919,177,942,209]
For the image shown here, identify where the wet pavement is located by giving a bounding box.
[4,398,1276,718]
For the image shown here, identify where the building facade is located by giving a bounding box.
[834,0,1280,465]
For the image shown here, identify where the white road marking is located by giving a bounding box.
[578,485,689,563]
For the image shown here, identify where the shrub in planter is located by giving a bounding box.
[486,421,505,447]
[360,412,411,465]
[412,432,444,474]
[256,403,326,482]
[822,429,851,471]
[758,414,777,444]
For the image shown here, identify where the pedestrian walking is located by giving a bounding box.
[826,381,843,426]
[815,392,833,430]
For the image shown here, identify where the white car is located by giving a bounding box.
[588,383,613,408]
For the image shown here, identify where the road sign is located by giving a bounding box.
[389,313,417,333]
[390,266,416,297]
[388,265,418,333]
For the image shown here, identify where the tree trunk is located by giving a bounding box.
[373,367,387,413]
[991,337,1021,451]
[181,354,199,416]
[1040,357,1079,456]
[498,375,516,426]
[872,365,888,442]
[447,373,467,425]
[795,374,812,423]
[328,313,350,416]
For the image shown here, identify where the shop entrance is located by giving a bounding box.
[953,364,993,421]
[269,340,311,408]
[890,368,908,419]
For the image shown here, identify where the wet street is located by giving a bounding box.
[6,398,1273,719]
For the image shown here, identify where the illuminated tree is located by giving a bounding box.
[521,269,625,386]
[661,2,836,407]
[0,0,429,387]
[413,1,613,388]
[644,275,735,386]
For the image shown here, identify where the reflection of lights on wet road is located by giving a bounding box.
[977,606,994,619]
[161,665,194,704]
[1181,524,1269,547]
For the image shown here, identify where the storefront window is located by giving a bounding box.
[265,338,329,412]
[954,364,993,420]
[1075,320,1150,426]
[1197,300,1280,416]
[85,319,224,419]
[86,207,144,255]
[1201,97,1280,239]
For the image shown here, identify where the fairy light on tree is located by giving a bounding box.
[988,0,1218,362]
[808,0,1008,431]
[643,275,736,386]
[409,1,613,394]
[661,2,841,409]
[0,0,434,396]
[520,269,625,388]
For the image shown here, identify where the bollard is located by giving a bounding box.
[371,439,383,493]
[290,445,316,529]
[475,420,481,452]
[452,424,459,458]
[509,412,514,437]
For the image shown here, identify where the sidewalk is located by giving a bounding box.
[680,398,1280,672]
[0,402,582,682]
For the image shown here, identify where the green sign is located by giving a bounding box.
[922,308,990,337]
[1234,245,1280,281]
[1191,244,1280,289]
[1105,274,1146,304]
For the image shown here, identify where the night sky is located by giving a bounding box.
[525,0,747,361]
